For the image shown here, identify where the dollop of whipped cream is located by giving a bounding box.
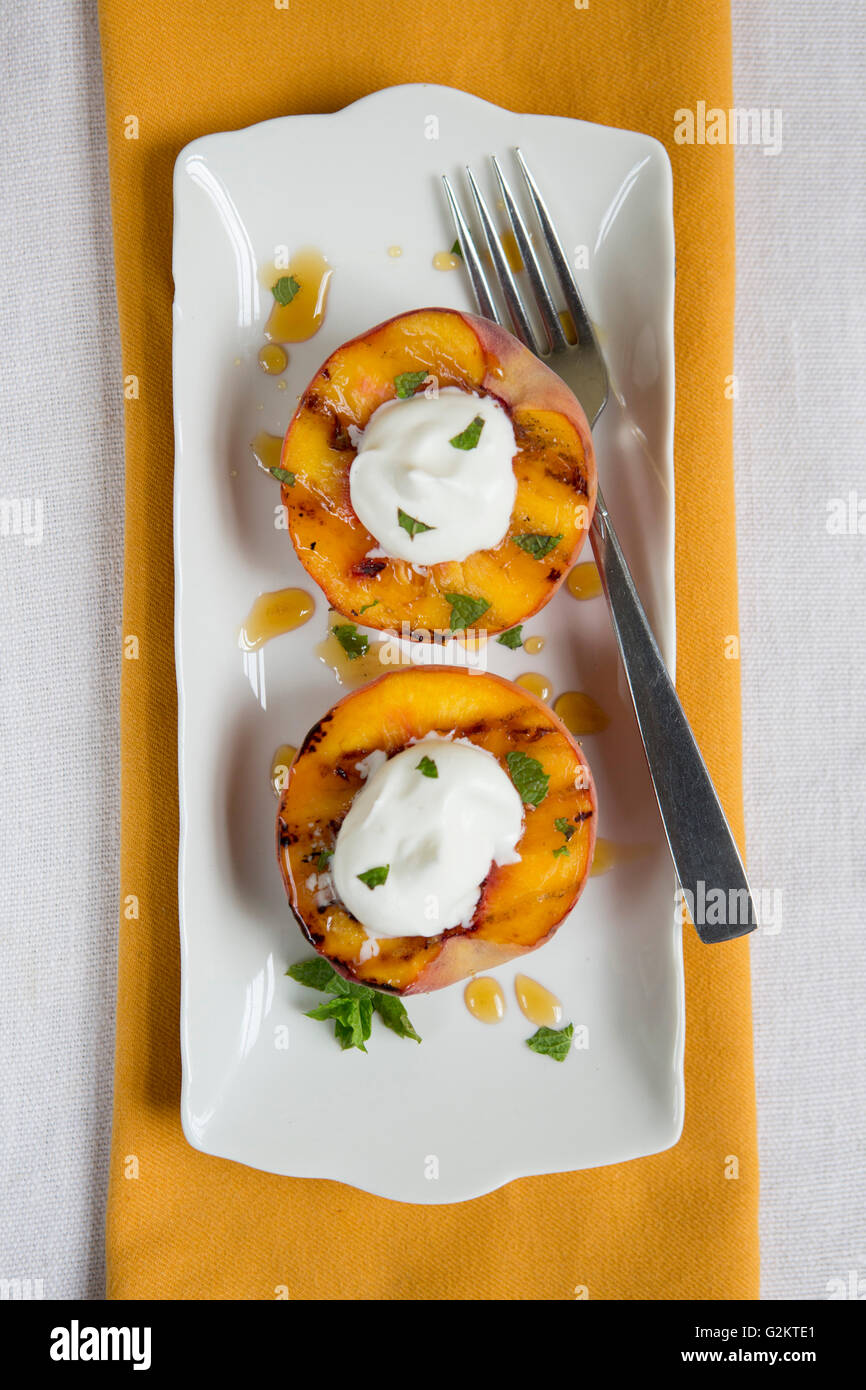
[348,387,517,564]
[331,737,524,939]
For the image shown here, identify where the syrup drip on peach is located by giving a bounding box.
[270,744,297,796]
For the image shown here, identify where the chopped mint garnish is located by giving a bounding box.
[514,533,563,561]
[269,466,295,486]
[272,275,301,305]
[526,1022,574,1062]
[398,508,435,539]
[287,954,422,1049]
[394,370,428,398]
[316,848,333,870]
[555,816,575,841]
[449,414,485,450]
[450,238,463,259]
[358,600,380,614]
[552,844,570,858]
[357,864,389,889]
[332,623,369,660]
[445,592,490,631]
[505,750,549,807]
[497,626,524,650]
[416,755,438,778]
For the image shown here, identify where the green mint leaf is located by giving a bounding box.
[269,466,295,486]
[306,995,368,1051]
[398,508,435,539]
[334,1018,363,1051]
[358,600,380,614]
[505,750,549,807]
[286,957,339,992]
[327,973,375,1000]
[316,848,333,870]
[445,592,490,631]
[357,864,389,889]
[304,995,356,1025]
[552,845,570,858]
[272,275,301,305]
[449,414,485,450]
[416,755,438,778]
[450,238,463,259]
[555,817,575,841]
[332,622,369,660]
[373,993,422,1043]
[526,1022,574,1062]
[394,370,428,399]
[497,626,524,650]
[514,533,563,561]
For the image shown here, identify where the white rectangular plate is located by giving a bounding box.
[173,83,682,1203]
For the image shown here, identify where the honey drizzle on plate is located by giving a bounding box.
[250,431,284,474]
[590,837,651,876]
[517,671,552,703]
[554,690,609,734]
[258,343,288,375]
[567,562,602,600]
[315,631,388,688]
[464,977,505,1023]
[270,744,297,796]
[264,248,332,343]
[239,589,315,651]
[523,634,545,656]
[514,974,562,1028]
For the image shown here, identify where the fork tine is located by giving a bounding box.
[463,166,541,353]
[513,147,597,351]
[491,155,568,352]
[441,175,502,324]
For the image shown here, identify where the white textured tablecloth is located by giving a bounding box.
[0,0,862,1301]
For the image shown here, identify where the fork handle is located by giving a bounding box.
[590,485,756,944]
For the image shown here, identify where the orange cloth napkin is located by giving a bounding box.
[100,0,758,1299]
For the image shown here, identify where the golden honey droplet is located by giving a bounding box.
[590,837,651,876]
[464,977,506,1024]
[250,431,284,474]
[258,342,289,375]
[514,974,562,1028]
[315,615,395,689]
[559,308,578,345]
[500,228,523,273]
[554,690,609,734]
[517,671,552,703]
[387,245,403,258]
[432,250,460,271]
[239,589,315,651]
[523,634,545,656]
[265,248,333,343]
[591,838,618,876]
[567,562,603,600]
[270,744,297,796]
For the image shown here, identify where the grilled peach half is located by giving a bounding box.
[278,307,596,636]
[276,666,597,995]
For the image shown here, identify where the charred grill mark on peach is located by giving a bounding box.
[352,558,386,577]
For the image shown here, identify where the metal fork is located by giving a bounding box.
[442,150,756,945]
